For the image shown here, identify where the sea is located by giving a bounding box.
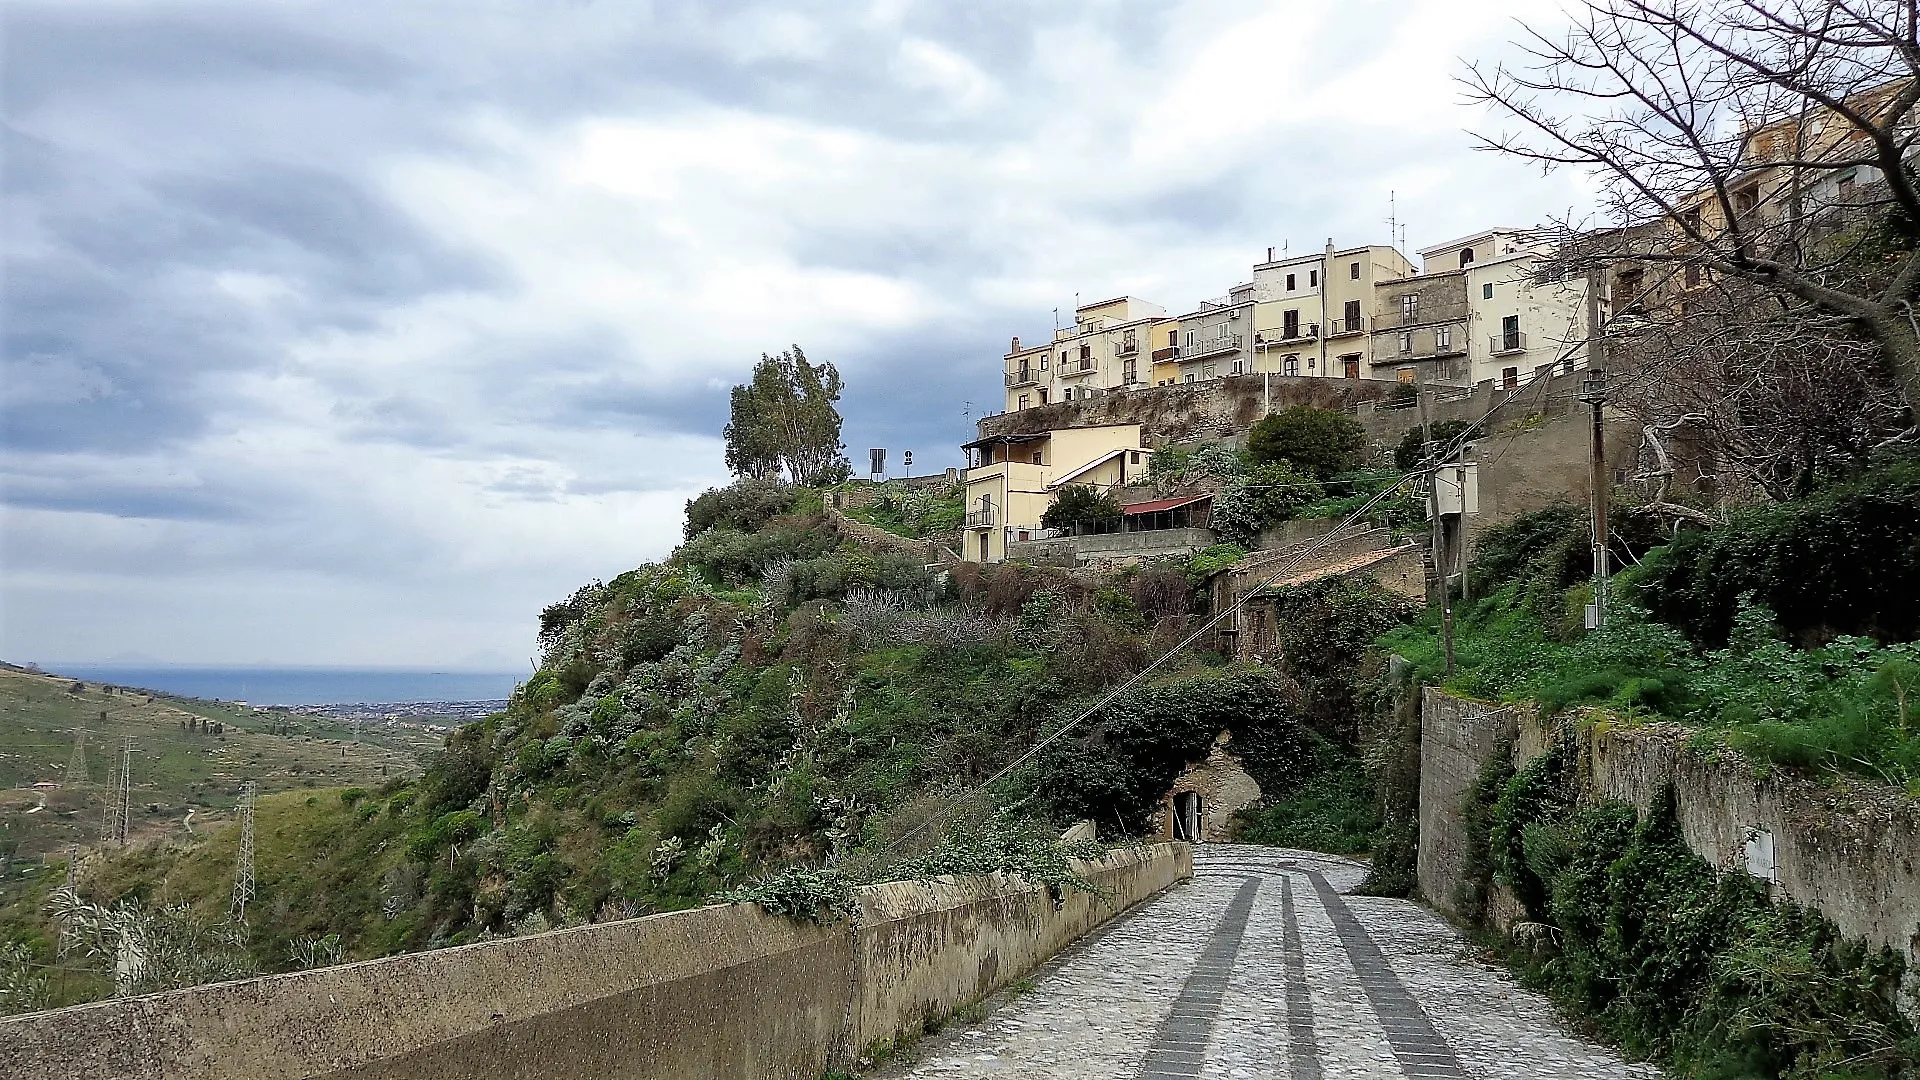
[48,666,525,707]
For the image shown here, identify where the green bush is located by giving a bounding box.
[684,478,798,540]
[1393,420,1475,472]
[1247,405,1368,478]
[1040,485,1122,532]
[1638,456,1920,648]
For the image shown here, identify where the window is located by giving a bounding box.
[1401,293,1419,321]
[1500,314,1520,351]
[1039,354,1048,370]
[1283,356,1299,376]
[1061,387,1071,401]
[1017,394,1029,410]
[1482,282,1494,300]
[1186,329,1196,348]
[1079,344,1091,360]
[1308,357,1316,370]
[1460,247,1475,267]
[1309,269,1319,287]
[1502,367,1519,390]
[1399,331,1414,354]
[1129,451,1141,465]
[1397,367,1416,384]
[1343,299,1361,331]
[1168,330,1178,347]
[1350,261,1361,279]
[1121,328,1136,351]
[1184,373,1196,383]
[1038,388,1048,405]
[1060,350,1069,366]
[1435,326,1451,351]
[1282,309,1299,339]
[1286,273,1297,291]
[1685,264,1702,287]
[1123,358,1137,383]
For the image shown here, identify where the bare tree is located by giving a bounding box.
[1608,270,1912,500]
[1466,0,1920,407]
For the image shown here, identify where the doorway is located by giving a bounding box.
[1171,792,1203,842]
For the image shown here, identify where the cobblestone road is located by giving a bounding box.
[881,846,1661,1080]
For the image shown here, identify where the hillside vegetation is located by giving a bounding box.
[0,481,1410,1015]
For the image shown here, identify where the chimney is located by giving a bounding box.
[1267,246,1274,262]
[1010,336,1020,352]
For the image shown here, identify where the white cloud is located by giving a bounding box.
[2,0,1607,667]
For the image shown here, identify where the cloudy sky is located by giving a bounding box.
[2,0,1594,669]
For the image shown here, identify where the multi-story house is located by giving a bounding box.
[1165,283,1256,383]
[959,423,1153,563]
[1002,296,1166,413]
[1250,243,1416,379]
[1372,229,1594,388]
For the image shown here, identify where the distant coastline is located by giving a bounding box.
[27,664,524,707]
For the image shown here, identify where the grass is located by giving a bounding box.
[0,666,440,907]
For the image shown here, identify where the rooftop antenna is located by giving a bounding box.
[1387,190,1398,248]
[1052,306,1059,330]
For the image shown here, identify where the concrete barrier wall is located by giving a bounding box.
[1417,688,1920,1014]
[0,844,1190,1080]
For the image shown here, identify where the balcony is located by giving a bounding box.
[1326,315,1368,337]
[1151,345,1181,362]
[1116,337,1140,356]
[1490,332,1528,356]
[1183,334,1242,360]
[964,508,996,529]
[1256,323,1318,347]
[1005,369,1037,387]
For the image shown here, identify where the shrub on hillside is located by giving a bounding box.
[1247,405,1368,478]
[683,479,798,540]
[1040,484,1122,532]
[1392,420,1474,472]
[1637,457,1920,647]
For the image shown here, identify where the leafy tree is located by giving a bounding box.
[683,478,796,540]
[723,346,851,487]
[1393,420,1474,472]
[1040,485,1122,532]
[1210,461,1324,546]
[1247,406,1367,478]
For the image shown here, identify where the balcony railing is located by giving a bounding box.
[1151,345,1181,362]
[965,508,996,528]
[1326,315,1368,337]
[1184,334,1242,360]
[1257,323,1318,347]
[1005,369,1037,386]
[1116,337,1139,356]
[1490,332,1528,355]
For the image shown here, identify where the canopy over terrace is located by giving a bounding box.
[1120,493,1212,532]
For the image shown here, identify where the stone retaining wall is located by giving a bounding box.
[0,845,1191,1080]
[824,506,960,566]
[1417,687,1920,1015]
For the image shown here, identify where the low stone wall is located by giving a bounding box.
[824,506,960,566]
[1417,688,1920,1014]
[0,845,1191,1080]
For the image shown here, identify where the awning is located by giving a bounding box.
[1121,494,1212,515]
[960,433,1049,451]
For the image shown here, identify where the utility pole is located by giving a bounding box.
[1582,261,1612,631]
[1420,385,1456,676]
[231,780,257,921]
[59,844,78,959]
[67,724,87,786]
[1581,367,1611,630]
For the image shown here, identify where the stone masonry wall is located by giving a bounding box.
[1417,688,1920,1016]
[0,846,1192,1080]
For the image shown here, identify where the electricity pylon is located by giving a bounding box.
[113,738,134,845]
[231,781,257,921]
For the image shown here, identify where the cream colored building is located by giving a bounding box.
[1002,297,1165,413]
[1249,242,1416,380]
[1370,229,1595,388]
[959,423,1152,563]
